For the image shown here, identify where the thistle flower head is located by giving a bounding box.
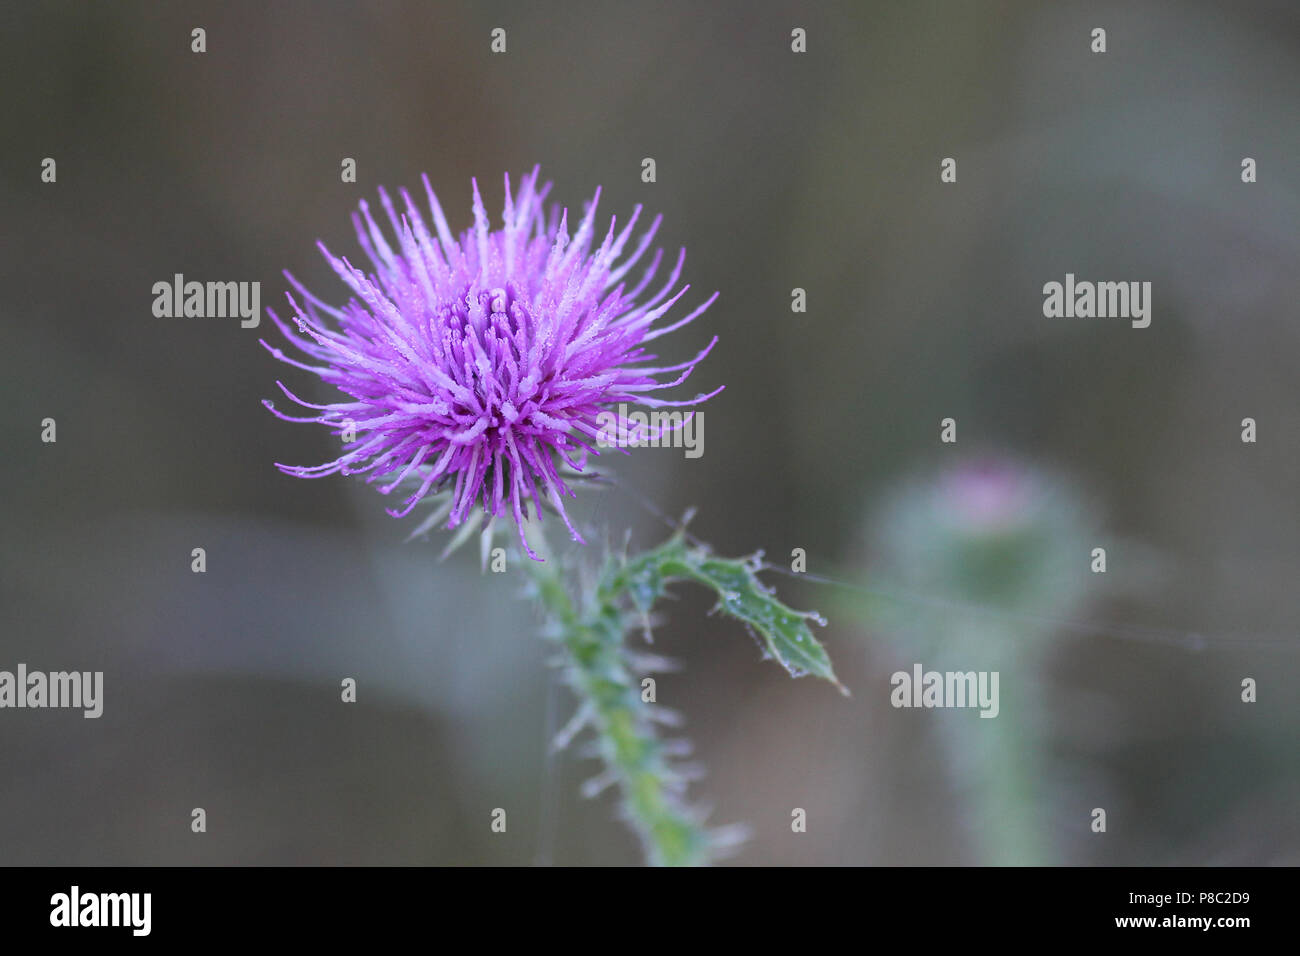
[263,168,721,558]
[871,455,1097,619]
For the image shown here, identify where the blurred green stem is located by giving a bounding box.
[956,672,1046,866]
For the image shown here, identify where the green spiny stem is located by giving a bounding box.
[520,525,843,866]
[525,543,712,867]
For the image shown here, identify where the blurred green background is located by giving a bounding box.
[1,0,1298,864]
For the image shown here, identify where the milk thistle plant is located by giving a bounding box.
[262,168,843,865]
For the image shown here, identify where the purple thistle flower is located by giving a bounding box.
[262,167,721,558]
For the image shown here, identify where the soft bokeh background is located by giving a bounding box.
[2,0,1298,864]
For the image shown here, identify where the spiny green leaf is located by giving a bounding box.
[608,535,847,695]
